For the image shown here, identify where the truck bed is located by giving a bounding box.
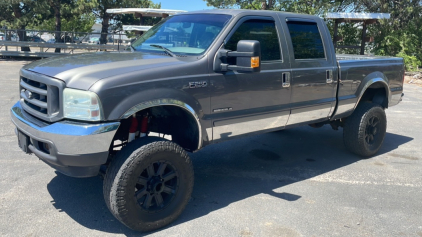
[332,54,404,120]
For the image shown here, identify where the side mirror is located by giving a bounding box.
[215,40,261,73]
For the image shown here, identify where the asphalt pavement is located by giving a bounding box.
[0,59,421,237]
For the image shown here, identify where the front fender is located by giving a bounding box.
[105,88,203,121]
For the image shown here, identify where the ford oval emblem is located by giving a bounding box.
[25,90,33,99]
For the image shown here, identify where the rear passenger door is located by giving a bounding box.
[281,17,338,125]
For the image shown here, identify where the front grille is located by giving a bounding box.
[19,71,64,122]
[21,78,49,114]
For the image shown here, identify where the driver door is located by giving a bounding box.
[209,16,292,141]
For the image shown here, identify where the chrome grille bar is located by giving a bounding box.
[19,70,65,122]
[20,90,48,109]
[20,80,48,96]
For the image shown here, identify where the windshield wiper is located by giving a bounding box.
[149,44,176,57]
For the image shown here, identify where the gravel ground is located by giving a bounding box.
[1,59,421,237]
[405,75,422,87]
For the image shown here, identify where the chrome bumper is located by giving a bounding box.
[390,91,404,107]
[10,102,120,177]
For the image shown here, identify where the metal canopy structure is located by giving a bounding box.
[106,8,186,18]
[106,8,186,33]
[326,13,391,55]
[326,13,390,21]
[122,25,152,32]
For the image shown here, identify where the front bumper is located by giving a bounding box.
[11,102,120,177]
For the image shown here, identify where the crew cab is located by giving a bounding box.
[10,10,404,231]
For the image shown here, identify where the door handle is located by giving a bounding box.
[326,70,333,84]
[282,72,290,88]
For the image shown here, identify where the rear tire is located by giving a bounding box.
[103,137,194,232]
[343,103,387,157]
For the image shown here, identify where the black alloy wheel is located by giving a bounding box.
[343,102,387,157]
[135,161,179,212]
[103,137,194,232]
[364,116,381,145]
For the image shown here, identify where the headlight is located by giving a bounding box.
[63,88,103,121]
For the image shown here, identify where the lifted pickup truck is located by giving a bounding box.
[11,10,404,231]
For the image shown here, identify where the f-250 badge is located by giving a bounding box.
[189,81,207,89]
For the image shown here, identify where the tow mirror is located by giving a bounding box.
[215,40,261,73]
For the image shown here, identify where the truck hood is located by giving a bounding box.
[23,52,186,90]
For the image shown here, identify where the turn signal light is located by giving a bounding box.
[251,57,260,68]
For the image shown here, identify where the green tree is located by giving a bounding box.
[93,0,161,44]
[0,0,47,51]
[0,0,96,52]
[278,0,354,15]
[204,0,354,14]
[204,0,276,10]
[355,0,422,69]
[34,13,95,33]
[44,0,96,52]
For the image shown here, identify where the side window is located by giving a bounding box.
[286,21,325,59]
[225,19,281,61]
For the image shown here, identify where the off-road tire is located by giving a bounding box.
[343,103,387,157]
[103,137,194,232]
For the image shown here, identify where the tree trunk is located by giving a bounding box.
[12,4,30,52]
[100,12,110,45]
[261,1,267,10]
[16,29,30,52]
[51,0,61,53]
[261,0,273,10]
[268,0,273,9]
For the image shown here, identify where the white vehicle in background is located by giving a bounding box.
[88,37,100,44]
[0,32,19,41]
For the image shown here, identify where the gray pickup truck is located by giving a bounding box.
[10,10,404,231]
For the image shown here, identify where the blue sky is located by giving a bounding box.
[153,0,213,11]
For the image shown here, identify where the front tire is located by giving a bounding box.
[103,138,194,232]
[343,103,387,157]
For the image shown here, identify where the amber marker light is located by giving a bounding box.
[251,57,260,68]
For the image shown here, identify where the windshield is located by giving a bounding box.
[131,14,232,56]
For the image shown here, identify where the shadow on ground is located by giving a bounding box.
[46,126,413,236]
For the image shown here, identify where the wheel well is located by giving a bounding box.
[111,105,200,152]
[359,83,388,108]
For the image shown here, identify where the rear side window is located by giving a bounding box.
[286,21,325,59]
[225,19,281,61]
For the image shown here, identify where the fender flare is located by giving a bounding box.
[354,73,390,110]
[120,98,203,151]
